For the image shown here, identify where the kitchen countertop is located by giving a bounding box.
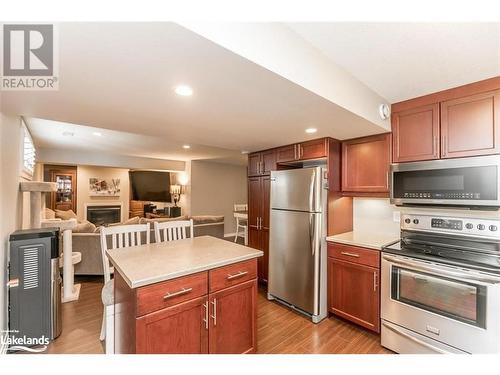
[106,235,263,288]
[326,231,400,251]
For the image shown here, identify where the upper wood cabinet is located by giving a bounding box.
[247,150,277,176]
[299,138,329,160]
[441,90,500,158]
[341,133,391,194]
[276,144,297,163]
[392,103,440,162]
[392,78,500,162]
[276,138,329,163]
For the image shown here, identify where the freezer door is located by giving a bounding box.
[270,167,323,212]
[268,209,322,315]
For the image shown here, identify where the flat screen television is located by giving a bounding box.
[130,171,171,202]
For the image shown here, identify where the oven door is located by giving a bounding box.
[381,254,500,354]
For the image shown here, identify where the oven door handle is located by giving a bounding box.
[382,254,500,285]
[382,321,449,354]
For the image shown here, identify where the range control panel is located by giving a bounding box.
[401,214,500,239]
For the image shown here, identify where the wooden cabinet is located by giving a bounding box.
[136,296,208,354]
[391,78,500,162]
[327,243,380,333]
[115,260,258,354]
[299,138,329,160]
[341,133,391,195]
[209,279,257,354]
[248,149,277,176]
[276,138,329,163]
[248,176,270,282]
[441,90,500,158]
[392,103,440,162]
[276,144,297,162]
[44,165,78,213]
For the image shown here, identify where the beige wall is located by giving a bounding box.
[0,113,24,337]
[76,166,130,223]
[190,160,247,235]
[76,165,190,222]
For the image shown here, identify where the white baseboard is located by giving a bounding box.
[224,232,237,238]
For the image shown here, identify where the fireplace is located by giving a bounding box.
[86,205,121,226]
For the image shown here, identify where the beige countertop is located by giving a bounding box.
[106,235,263,288]
[326,231,399,251]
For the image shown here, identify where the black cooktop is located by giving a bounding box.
[382,230,500,274]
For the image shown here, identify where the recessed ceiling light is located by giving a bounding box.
[62,131,74,137]
[175,85,193,97]
[305,128,317,134]
[92,132,102,137]
[241,150,249,154]
[182,145,191,149]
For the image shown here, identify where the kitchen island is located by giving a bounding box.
[106,235,263,354]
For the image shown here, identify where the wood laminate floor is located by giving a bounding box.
[42,277,391,354]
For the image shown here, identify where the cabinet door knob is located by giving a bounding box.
[163,287,193,300]
[211,298,217,326]
[202,301,209,330]
[227,271,248,280]
[340,251,360,258]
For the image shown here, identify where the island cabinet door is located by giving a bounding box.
[136,296,209,354]
[208,279,257,354]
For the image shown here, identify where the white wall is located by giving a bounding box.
[353,197,500,237]
[190,160,247,235]
[353,198,400,236]
[0,112,24,338]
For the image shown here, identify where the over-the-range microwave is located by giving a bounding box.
[390,155,500,209]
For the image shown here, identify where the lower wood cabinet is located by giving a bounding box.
[209,280,257,354]
[115,259,258,354]
[327,243,380,333]
[136,296,209,354]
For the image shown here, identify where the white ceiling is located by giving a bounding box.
[26,118,247,165]
[287,23,500,103]
[3,22,499,166]
[1,22,386,165]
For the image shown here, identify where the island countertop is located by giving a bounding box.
[106,235,263,288]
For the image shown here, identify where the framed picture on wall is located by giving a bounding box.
[89,178,121,196]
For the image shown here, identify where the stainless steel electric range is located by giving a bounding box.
[381,214,500,354]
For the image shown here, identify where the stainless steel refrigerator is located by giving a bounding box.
[268,166,328,323]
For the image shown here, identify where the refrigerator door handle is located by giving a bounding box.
[309,215,315,256]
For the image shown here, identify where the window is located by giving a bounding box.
[21,119,36,179]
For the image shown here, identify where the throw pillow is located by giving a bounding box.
[73,220,97,233]
[55,209,77,221]
[108,216,141,227]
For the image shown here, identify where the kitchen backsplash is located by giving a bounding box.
[354,197,500,236]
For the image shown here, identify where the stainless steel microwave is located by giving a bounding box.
[390,155,500,208]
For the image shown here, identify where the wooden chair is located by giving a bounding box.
[154,219,194,243]
[99,223,150,354]
[234,204,248,245]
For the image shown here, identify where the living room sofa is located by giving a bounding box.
[72,215,225,275]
